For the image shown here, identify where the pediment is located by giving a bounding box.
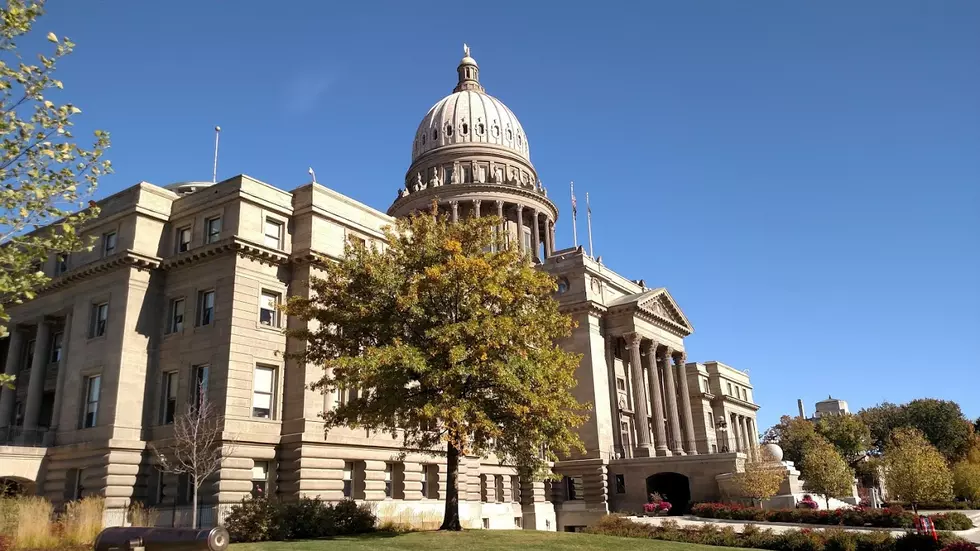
[607,288,694,335]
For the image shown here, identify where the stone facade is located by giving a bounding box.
[0,46,762,530]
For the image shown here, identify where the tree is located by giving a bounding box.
[150,397,234,528]
[283,209,588,531]
[0,0,111,388]
[729,446,786,507]
[882,428,953,513]
[815,413,872,467]
[952,444,980,501]
[763,415,823,466]
[860,399,974,461]
[799,437,855,508]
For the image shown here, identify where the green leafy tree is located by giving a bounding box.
[763,415,823,465]
[952,444,980,501]
[0,0,111,388]
[283,209,588,531]
[815,413,872,467]
[799,436,855,508]
[728,446,786,507]
[860,399,974,461]
[882,428,953,513]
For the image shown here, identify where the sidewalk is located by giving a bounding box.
[627,513,980,544]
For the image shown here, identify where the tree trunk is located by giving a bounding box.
[825,495,830,510]
[192,475,199,529]
[439,441,462,531]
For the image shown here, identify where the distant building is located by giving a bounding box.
[813,396,849,418]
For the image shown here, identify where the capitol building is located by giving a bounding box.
[0,47,762,531]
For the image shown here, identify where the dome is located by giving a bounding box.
[411,45,530,163]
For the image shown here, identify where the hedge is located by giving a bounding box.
[690,503,974,530]
[585,515,975,551]
[223,496,376,542]
[887,501,980,511]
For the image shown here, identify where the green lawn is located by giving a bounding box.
[231,530,743,551]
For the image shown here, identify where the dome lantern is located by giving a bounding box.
[454,43,483,93]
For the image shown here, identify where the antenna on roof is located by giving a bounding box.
[212,125,221,183]
[308,167,318,184]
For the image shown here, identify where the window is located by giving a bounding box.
[162,371,178,424]
[511,475,520,502]
[169,298,185,333]
[480,474,488,502]
[22,338,35,370]
[12,401,23,426]
[727,382,733,396]
[56,253,69,275]
[482,518,489,530]
[205,217,221,244]
[90,302,108,338]
[523,229,532,253]
[615,474,626,494]
[708,413,715,429]
[514,517,522,528]
[384,463,393,498]
[423,465,438,499]
[259,291,280,327]
[102,231,117,257]
[251,461,269,498]
[31,261,42,274]
[348,234,366,248]
[82,375,101,428]
[565,476,583,501]
[616,378,626,391]
[66,468,83,501]
[711,444,718,453]
[343,461,354,498]
[155,472,166,505]
[197,290,214,326]
[252,365,276,419]
[495,475,504,503]
[264,218,283,249]
[176,226,191,253]
[191,364,209,410]
[49,332,63,363]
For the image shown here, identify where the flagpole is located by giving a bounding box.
[570,180,578,248]
[212,125,221,184]
[587,192,594,258]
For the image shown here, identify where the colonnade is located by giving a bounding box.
[444,199,556,261]
[727,412,758,461]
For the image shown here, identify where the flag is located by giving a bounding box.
[571,181,577,217]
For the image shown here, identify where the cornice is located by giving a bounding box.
[607,302,692,338]
[36,251,162,293]
[559,300,607,318]
[711,395,761,412]
[160,237,289,269]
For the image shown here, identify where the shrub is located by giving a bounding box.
[931,512,975,531]
[127,502,159,527]
[9,497,58,550]
[224,496,375,543]
[940,542,979,551]
[823,529,860,551]
[853,530,895,551]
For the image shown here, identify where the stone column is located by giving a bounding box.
[472,199,481,218]
[660,346,685,455]
[549,221,556,255]
[23,320,52,431]
[642,341,669,456]
[532,210,541,262]
[729,413,740,452]
[0,327,24,428]
[515,204,525,254]
[624,332,653,456]
[450,200,459,223]
[46,313,72,444]
[605,335,623,457]
[362,460,388,501]
[674,353,698,455]
[743,416,756,460]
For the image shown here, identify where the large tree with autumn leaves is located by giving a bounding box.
[284,207,588,530]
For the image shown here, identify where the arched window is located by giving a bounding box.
[432,129,439,140]
[477,123,485,135]
[445,124,453,137]
[461,123,469,135]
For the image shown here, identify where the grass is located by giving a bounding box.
[231,530,747,551]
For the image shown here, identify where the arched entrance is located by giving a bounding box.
[646,472,691,515]
[0,476,36,497]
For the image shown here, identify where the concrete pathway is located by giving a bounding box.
[627,512,980,544]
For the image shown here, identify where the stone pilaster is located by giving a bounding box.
[463,459,480,502]
[500,474,512,502]
[363,459,388,501]
[643,340,670,456]
[660,346,685,455]
[23,320,51,431]
[46,313,71,445]
[624,333,653,456]
[605,335,623,458]
[0,327,24,427]
[674,353,698,455]
[403,461,424,501]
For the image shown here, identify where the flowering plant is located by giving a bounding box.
[642,500,672,515]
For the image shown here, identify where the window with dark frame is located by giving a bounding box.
[197,290,214,326]
[252,365,275,419]
[251,461,269,498]
[264,219,283,249]
[384,463,393,498]
[91,302,108,338]
[259,291,280,327]
[56,253,69,275]
[565,475,583,501]
[176,226,191,253]
[206,217,221,244]
[102,231,117,257]
[49,332,63,363]
[169,298,185,333]
[615,474,626,494]
[83,375,101,428]
[162,371,177,424]
[191,364,209,411]
[22,339,34,371]
[343,461,353,498]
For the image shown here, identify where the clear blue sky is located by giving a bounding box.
[37,1,979,430]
